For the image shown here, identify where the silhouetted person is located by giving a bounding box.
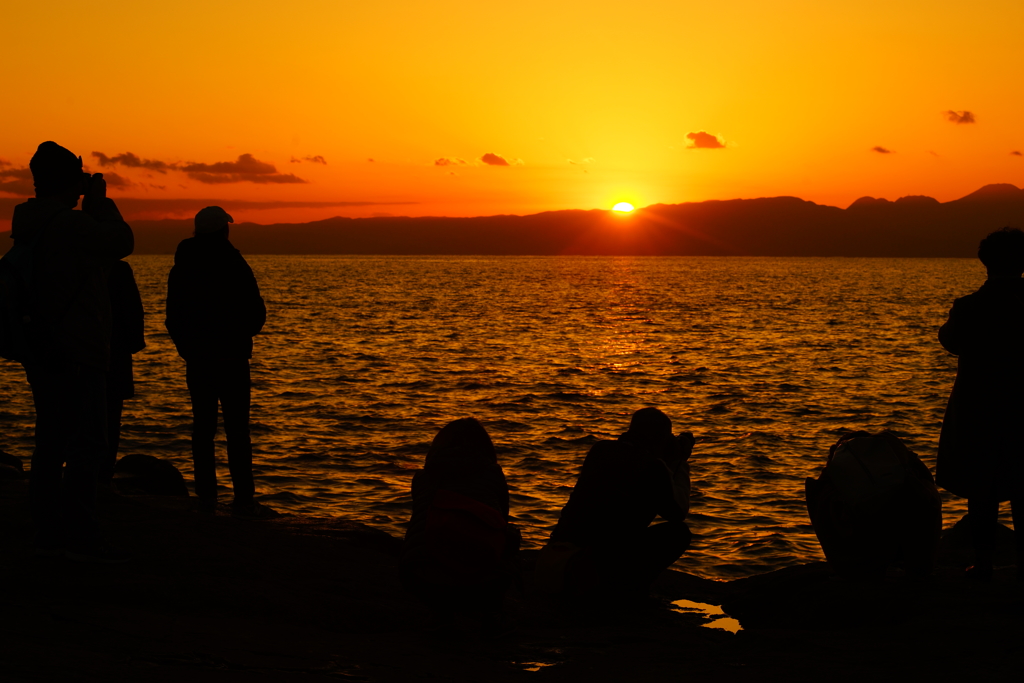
[103,259,145,483]
[165,207,276,519]
[805,431,941,578]
[10,141,133,561]
[937,227,1024,581]
[401,418,521,624]
[539,407,692,601]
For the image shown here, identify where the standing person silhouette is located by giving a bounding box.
[102,258,146,484]
[938,227,1024,581]
[10,141,134,561]
[165,207,277,519]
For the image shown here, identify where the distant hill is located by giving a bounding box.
[4,184,1024,256]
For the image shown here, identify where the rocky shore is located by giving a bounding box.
[2,467,1022,682]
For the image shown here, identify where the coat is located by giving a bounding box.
[107,259,146,399]
[10,196,134,369]
[549,435,690,548]
[165,236,266,362]
[936,278,1024,500]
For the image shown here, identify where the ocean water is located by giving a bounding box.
[0,255,987,579]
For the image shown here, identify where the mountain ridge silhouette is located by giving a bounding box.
[3,184,1023,256]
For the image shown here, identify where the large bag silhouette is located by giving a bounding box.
[418,488,508,587]
[805,431,941,577]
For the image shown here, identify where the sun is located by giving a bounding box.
[612,202,635,213]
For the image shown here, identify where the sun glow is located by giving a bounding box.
[612,202,635,213]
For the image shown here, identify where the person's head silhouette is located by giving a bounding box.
[978,227,1024,278]
[623,407,673,448]
[194,206,233,238]
[29,141,86,202]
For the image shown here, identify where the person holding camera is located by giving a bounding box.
[537,407,693,601]
[9,141,134,561]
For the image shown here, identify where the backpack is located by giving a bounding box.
[0,239,35,362]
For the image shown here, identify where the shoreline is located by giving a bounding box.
[3,477,1022,681]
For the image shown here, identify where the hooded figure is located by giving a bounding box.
[10,141,133,560]
[401,418,520,619]
[104,259,146,481]
[165,207,275,519]
[805,431,941,578]
[936,227,1024,580]
[539,408,693,600]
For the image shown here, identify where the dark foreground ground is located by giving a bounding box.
[2,476,1023,682]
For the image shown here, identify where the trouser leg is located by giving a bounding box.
[968,496,999,569]
[62,365,108,547]
[186,362,220,502]
[221,359,255,504]
[26,364,64,548]
[104,388,124,483]
[593,521,693,597]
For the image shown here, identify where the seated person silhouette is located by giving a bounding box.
[937,227,1024,581]
[539,407,693,601]
[401,418,521,624]
[805,431,941,578]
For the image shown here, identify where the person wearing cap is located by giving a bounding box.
[165,207,276,519]
[537,407,693,601]
[9,141,134,561]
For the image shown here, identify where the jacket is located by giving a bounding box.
[10,196,133,369]
[165,236,266,361]
[936,277,1024,500]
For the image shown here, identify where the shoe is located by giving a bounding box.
[966,564,993,583]
[231,500,281,520]
[194,497,218,515]
[65,544,133,564]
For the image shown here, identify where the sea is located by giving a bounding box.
[0,255,991,579]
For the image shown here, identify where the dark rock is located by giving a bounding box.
[114,454,189,497]
[0,451,25,479]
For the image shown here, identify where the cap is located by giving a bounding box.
[194,206,234,234]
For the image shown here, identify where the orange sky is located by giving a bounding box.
[3,0,1024,228]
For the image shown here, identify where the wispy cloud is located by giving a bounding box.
[92,151,177,173]
[686,131,725,149]
[434,158,467,167]
[0,165,33,195]
[944,110,976,124]
[91,151,308,185]
[872,146,893,154]
[480,152,523,166]
[290,155,327,164]
[568,157,595,165]
[1012,151,1022,157]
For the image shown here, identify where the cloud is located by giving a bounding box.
[568,158,595,165]
[1012,151,1022,157]
[686,131,725,149]
[0,158,12,168]
[480,153,523,166]
[872,146,893,154]
[290,155,327,164]
[944,110,976,124]
[368,158,375,162]
[0,166,33,196]
[102,172,134,189]
[92,151,309,185]
[92,151,176,173]
[179,154,307,184]
[434,157,467,166]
